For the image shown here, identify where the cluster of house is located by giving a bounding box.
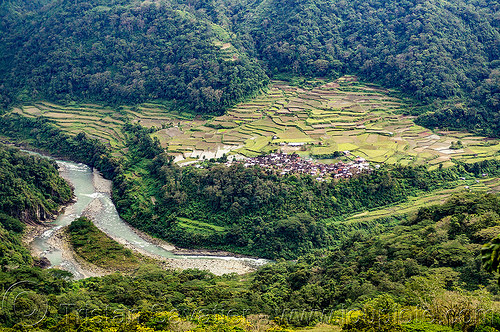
[226,153,371,181]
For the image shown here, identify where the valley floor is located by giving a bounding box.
[26,156,265,277]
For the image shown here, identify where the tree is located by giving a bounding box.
[482,237,500,284]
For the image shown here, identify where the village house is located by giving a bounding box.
[228,152,371,180]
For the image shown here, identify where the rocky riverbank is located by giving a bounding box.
[80,196,261,276]
[83,168,266,275]
[27,157,267,279]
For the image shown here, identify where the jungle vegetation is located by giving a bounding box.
[1,189,500,331]
[0,0,498,135]
[0,0,499,328]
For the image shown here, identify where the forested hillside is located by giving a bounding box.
[1,0,498,135]
[251,192,500,312]
[1,192,500,331]
[0,0,268,113]
[227,0,499,136]
[0,144,72,268]
[0,144,72,224]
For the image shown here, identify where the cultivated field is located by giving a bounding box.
[12,102,128,153]
[148,76,500,168]
[344,176,500,224]
[12,76,500,167]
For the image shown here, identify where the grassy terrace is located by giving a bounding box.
[177,217,227,234]
[11,76,500,167]
[13,102,128,153]
[344,176,500,225]
[147,76,500,167]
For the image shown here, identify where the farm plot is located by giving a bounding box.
[13,103,127,151]
[343,177,500,224]
[11,76,500,167]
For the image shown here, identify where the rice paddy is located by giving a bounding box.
[344,176,500,224]
[146,76,500,167]
[12,102,128,153]
[11,76,500,166]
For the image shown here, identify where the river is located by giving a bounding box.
[27,153,267,279]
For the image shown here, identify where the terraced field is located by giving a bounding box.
[177,217,227,234]
[11,76,500,167]
[148,76,500,167]
[12,102,128,153]
[344,176,500,224]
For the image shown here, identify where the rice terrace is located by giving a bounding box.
[1,0,500,329]
[13,76,500,169]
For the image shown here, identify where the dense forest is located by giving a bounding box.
[0,0,498,135]
[0,0,268,113]
[145,156,500,259]
[1,192,500,331]
[252,192,500,311]
[0,145,71,223]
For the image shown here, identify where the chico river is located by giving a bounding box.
[28,153,267,279]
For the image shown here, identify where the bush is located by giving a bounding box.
[0,213,24,233]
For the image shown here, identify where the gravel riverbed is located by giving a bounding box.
[26,164,266,278]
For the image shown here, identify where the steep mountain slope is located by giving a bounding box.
[247,192,500,329]
[0,0,498,135]
[228,0,499,135]
[0,0,268,113]
[0,144,72,268]
[0,145,72,223]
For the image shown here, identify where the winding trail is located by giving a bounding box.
[27,153,267,279]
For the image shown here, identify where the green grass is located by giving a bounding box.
[245,136,271,151]
[342,178,500,224]
[177,217,226,233]
[68,217,152,271]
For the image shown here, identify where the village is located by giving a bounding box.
[225,152,372,181]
